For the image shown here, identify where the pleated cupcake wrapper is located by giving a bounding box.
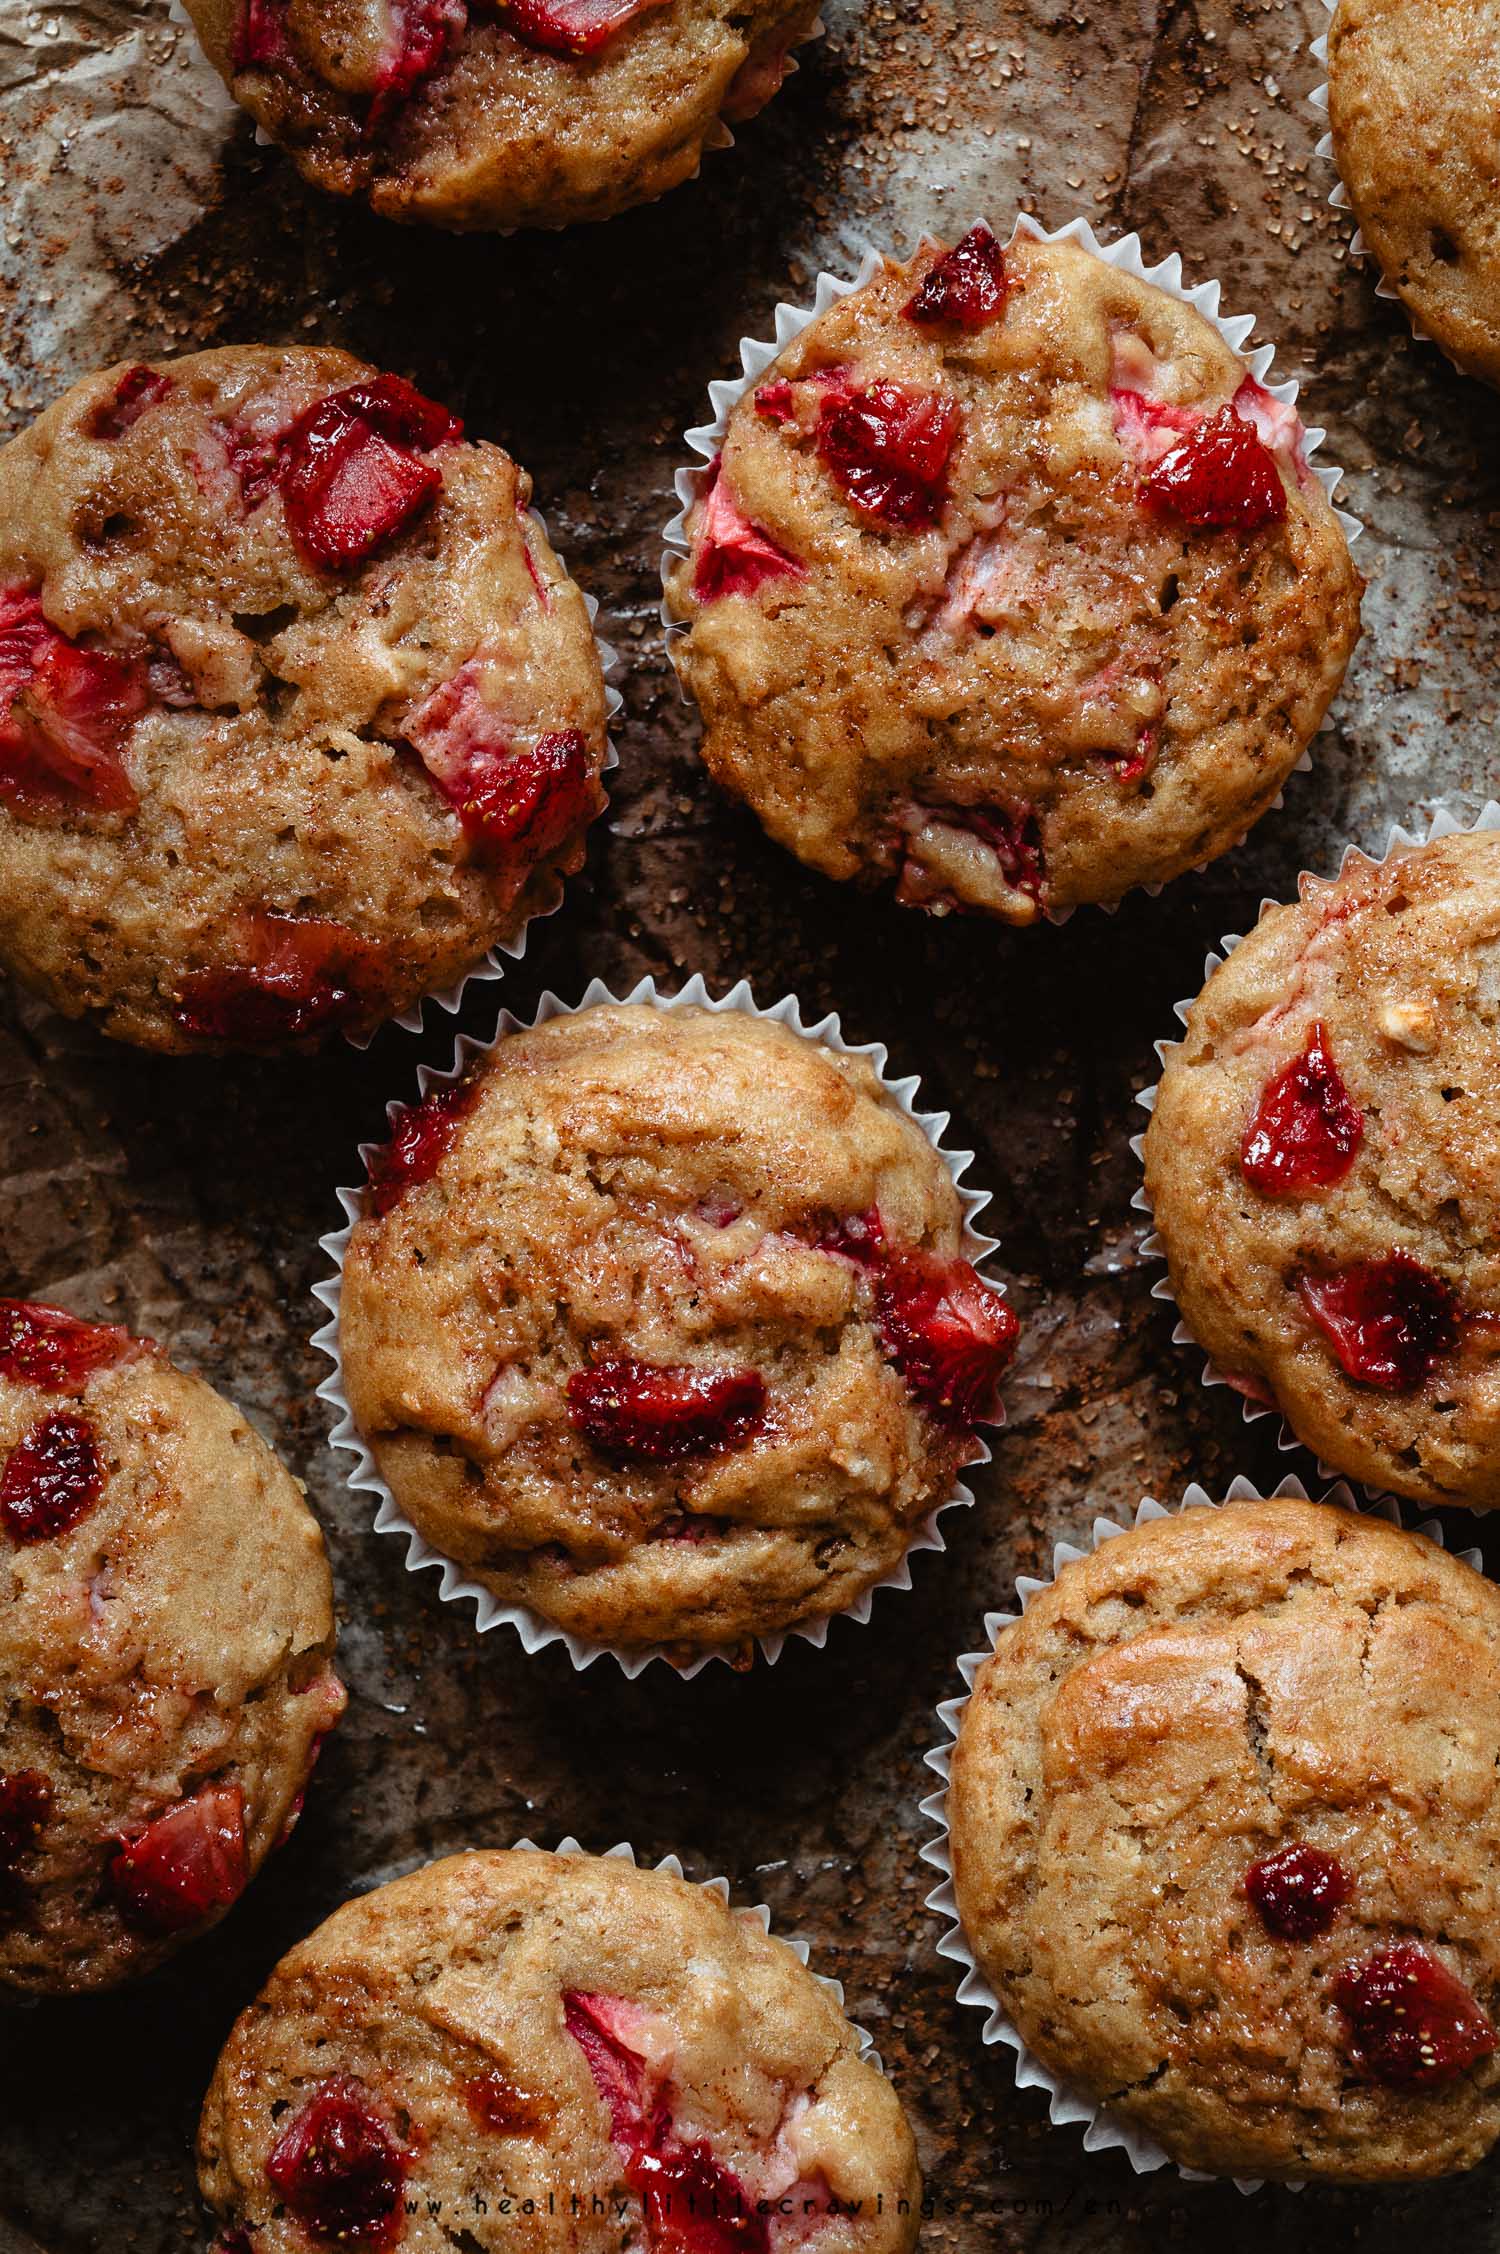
[507,1834,881,2073]
[917,1474,1482,2193]
[1131,796,1500,1477]
[312,970,1005,1678]
[659,209,1359,927]
[349,523,622,1048]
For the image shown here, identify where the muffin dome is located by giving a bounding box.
[665,226,1363,924]
[0,345,608,1052]
[199,1847,922,2253]
[182,0,820,231]
[336,1000,1018,1656]
[1144,826,1500,1510]
[1328,0,1500,389]
[0,1299,344,1995]
[947,1497,1500,2181]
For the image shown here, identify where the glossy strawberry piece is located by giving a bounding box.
[368,0,467,129]
[563,1990,651,2141]
[0,587,146,817]
[1141,403,1287,531]
[406,660,596,861]
[91,365,175,441]
[502,0,668,57]
[171,911,384,1043]
[367,1080,476,1216]
[1241,1023,1364,1196]
[0,1300,133,1392]
[1298,1252,1461,1390]
[752,378,797,426]
[0,1411,104,1544]
[1244,1844,1349,1940]
[1335,1942,1497,2089]
[266,2078,409,2246]
[0,1771,52,1874]
[825,1210,1018,1427]
[231,0,289,68]
[567,1357,767,1463]
[817,380,960,531]
[692,458,804,603]
[109,1780,248,1934]
[280,375,462,570]
[904,224,1010,329]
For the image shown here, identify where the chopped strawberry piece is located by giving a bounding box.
[1232,374,1311,483]
[109,1780,248,1934]
[231,0,289,67]
[0,587,146,817]
[219,418,285,510]
[170,910,385,1044]
[464,2068,551,2135]
[280,375,462,571]
[567,1356,767,1463]
[903,225,1010,329]
[368,0,467,131]
[817,379,960,530]
[0,1411,104,1545]
[1140,403,1287,531]
[1109,386,1200,469]
[405,659,596,862]
[501,0,669,57]
[692,458,805,604]
[895,801,1047,914]
[366,1079,476,1215]
[0,1771,52,1882]
[752,378,797,426]
[1299,1252,1461,1390]
[266,2078,409,2246]
[0,1300,134,1392]
[1241,1023,1364,1196]
[1244,1844,1349,1940]
[1335,1942,1497,2089]
[90,365,175,442]
[824,1208,1018,1428]
[563,1992,653,2142]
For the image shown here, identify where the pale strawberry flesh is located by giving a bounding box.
[692,458,804,603]
[109,1779,248,1934]
[903,225,1010,329]
[502,0,669,58]
[1335,1942,1497,2089]
[817,380,960,530]
[171,911,384,1043]
[0,1300,134,1392]
[1141,403,1287,530]
[567,1356,767,1462]
[1298,1253,1461,1390]
[367,1079,476,1215]
[368,0,467,128]
[280,375,462,571]
[91,365,175,441]
[0,1411,105,1545]
[0,587,146,817]
[266,2078,409,2246]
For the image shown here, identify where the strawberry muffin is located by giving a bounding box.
[182,0,820,231]
[0,345,608,1053]
[0,1298,344,1995]
[336,1001,1018,1658]
[199,1847,922,2253]
[1144,827,1500,1510]
[665,226,1363,925]
[1327,0,1500,389]
[947,1496,1500,2181]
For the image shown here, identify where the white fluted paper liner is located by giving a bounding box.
[350,517,622,1048]
[1131,797,1500,1476]
[917,1473,1483,2193]
[659,210,1359,926]
[312,970,1007,1677]
[508,1834,882,2073]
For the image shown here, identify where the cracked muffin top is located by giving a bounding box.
[947,1497,1500,2182]
[198,1847,922,2254]
[1328,0,1500,390]
[337,1001,1019,1658]
[0,344,607,1053]
[0,1298,344,1996]
[1143,828,1500,1511]
[182,0,820,231]
[665,226,1363,926]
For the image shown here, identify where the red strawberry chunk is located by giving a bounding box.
[405,659,596,861]
[280,375,462,571]
[817,379,959,530]
[1298,1252,1461,1390]
[1335,1942,1497,2089]
[109,1779,248,1934]
[0,1299,134,1392]
[0,1411,104,1545]
[1140,403,1287,531]
[368,0,467,130]
[1244,1844,1349,1941]
[0,1771,52,1875]
[563,1991,653,2143]
[171,910,385,1044]
[903,225,1010,329]
[266,2078,409,2246]
[0,587,146,817]
[231,0,289,67]
[218,418,286,511]
[692,458,805,604]
[825,1209,1018,1428]
[90,365,175,442]
[567,1355,767,1463]
[366,1079,477,1215]
[1109,386,1200,469]
[501,0,669,57]
[1241,1023,1364,1196]
[752,378,797,426]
